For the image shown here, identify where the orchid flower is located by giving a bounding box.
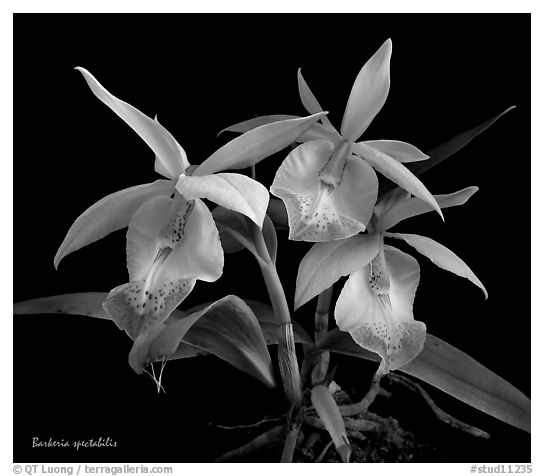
[55,68,326,340]
[270,39,443,242]
[333,186,488,373]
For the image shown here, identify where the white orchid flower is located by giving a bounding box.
[270,39,443,242]
[55,68,326,339]
[334,187,487,373]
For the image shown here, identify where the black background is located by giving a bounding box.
[14,14,530,462]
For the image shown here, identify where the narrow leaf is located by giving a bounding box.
[14,292,110,319]
[319,329,530,432]
[194,112,328,176]
[311,384,351,462]
[410,106,516,178]
[295,233,380,310]
[379,106,516,197]
[14,293,311,348]
[130,295,276,388]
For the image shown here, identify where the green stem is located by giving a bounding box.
[311,286,333,385]
[252,222,303,408]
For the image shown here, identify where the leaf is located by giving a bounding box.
[13,292,111,320]
[194,112,328,176]
[212,207,278,264]
[310,384,351,462]
[411,106,516,177]
[129,295,275,388]
[295,233,380,310]
[176,172,270,227]
[54,180,174,268]
[319,329,530,432]
[14,293,311,358]
[186,299,312,347]
[386,232,488,298]
[379,106,516,196]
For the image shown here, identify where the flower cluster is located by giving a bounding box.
[56,39,486,374]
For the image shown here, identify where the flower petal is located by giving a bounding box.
[270,140,378,242]
[103,195,223,339]
[297,68,339,135]
[153,116,190,179]
[219,114,341,144]
[340,39,392,141]
[334,245,426,372]
[75,67,187,178]
[377,186,479,232]
[218,114,299,135]
[176,173,269,227]
[54,180,174,268]
[353,141,444,221]
[295,233,380,310]
[386,233,488,298]
[194,112,327,176]
[362,140,429,163]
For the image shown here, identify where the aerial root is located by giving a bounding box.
[388,373,490,439]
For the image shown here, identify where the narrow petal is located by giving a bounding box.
[218,115,299,135]
[194,112,327,176]
[335,246,426,372]
[341,39,392,141]
[218,114,340,145]
[270,140,377,242]
[362,140,429,163]
[54,180,174,268]
[176,172,269,227]
[353,142,444,221]
[103,194,224,338]
[377,186,479,232]
[297,68,338,134]
[75,67,186,178]
[153,116,190,179]
[386,233,488,298]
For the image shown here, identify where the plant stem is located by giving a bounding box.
[281,414,301,462]
[311,286,333,384]
[252,222,303,408]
